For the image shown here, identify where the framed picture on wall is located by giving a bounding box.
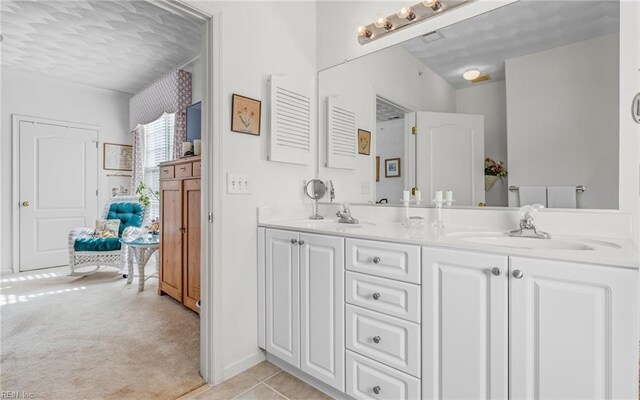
[358,129,371,155]
[376,156,380,182]
[385,158,401,178]
[231,94,261,135]
[103,143,133,171]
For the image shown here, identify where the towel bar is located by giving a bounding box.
[509,185,586,193]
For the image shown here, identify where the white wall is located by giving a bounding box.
[506,34,619,209]
[183,57,204,104]
[186,1,317,380]
[456,80,508,206]
[0,69,131,274]
[375,119,405,203]
[318,45,456,203]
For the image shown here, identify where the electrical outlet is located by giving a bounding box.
[361,181,371,195]
[227,173,252,194]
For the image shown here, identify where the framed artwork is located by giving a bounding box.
[103,143,133,171]
[231,94,261,135]
[358,129,371,155]
[385,158,401,178]
[376,156,380,182]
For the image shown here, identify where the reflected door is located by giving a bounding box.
[18,119,98,271]
[415,112,484,206]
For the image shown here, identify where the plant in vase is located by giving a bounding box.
[484,157,507,191]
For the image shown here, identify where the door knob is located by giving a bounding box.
[372,336,381,344]
[512,270,524,279]
[491,267,501,276]
[21,201,30,207]
[372,386,381,395]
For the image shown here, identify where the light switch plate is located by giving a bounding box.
[227,173,251,194]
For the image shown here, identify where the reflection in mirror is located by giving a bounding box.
[318,0,620,210]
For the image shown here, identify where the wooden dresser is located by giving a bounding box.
[158,156,201,312]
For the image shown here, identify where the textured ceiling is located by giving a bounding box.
[1,0,202,94]
[376,97,408,123]
[402,0,619,89]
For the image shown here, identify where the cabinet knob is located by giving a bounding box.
[372,256,381,264]
[298,240,305,245]
[491,267,502,276]
[372,292,381,300]
[291,238,298,244]
[372,336,381,344]
[163,169,168,173]
[180,167,186,171]
[512,269,524,279]
[21,201,30,207]
[373,386,381,395]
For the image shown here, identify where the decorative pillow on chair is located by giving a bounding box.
[95,219,121,238]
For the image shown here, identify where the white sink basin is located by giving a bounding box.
[448,232,621,251]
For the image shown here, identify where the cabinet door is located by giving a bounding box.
[159,179,183,301]
[422,247,508,400]
[510,257,639,400]
[182,178,200,312]
[266,229,300,367]
[300,233,345,391]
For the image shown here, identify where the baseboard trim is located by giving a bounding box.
[222,350,265,380]
[266,353,353,400]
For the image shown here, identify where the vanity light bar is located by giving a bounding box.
[357,0,473,45]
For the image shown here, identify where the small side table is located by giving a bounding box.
[121,237,159,292]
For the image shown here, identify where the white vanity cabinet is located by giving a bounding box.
[509,257,639,400]
[264,228,345,391]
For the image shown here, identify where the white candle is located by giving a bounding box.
[181,141,193,156]
[193,139,202,156]
[445,191,453,202]
[435,190,443,202]
[415,190,421,203]
[403,190,410,202]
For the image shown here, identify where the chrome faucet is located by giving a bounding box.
[328,180,335,202]
[336,203,358,224]
[509,204,551,239]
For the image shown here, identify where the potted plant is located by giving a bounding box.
[484,158,507,191]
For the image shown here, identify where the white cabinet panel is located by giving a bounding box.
[346,271,420,322]
[300,233,345,391]
[346,239,420,283]
[422,247,508,400]
[346,350,420,400]
[258,227,266,350]
[265,229,300,367]
[509,257,639,400]
[346,305,420,377]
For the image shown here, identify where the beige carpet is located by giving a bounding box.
[0,265,204,400]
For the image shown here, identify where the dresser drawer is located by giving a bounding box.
[346,239,420,283]
[346,305,420,377]
[175,162,193,178]
[160,165,174,179]
[346,272,420,323]
[346,351,420,400]
[193,161,201,177]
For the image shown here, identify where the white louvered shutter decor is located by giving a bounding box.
[326,97,357,170]
[268,75,312,165]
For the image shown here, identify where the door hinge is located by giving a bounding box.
[95,141,99,149]
[411,126,417,135]
[96,189,99,196]
[208,213,213,223]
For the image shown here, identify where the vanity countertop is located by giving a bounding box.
[259,219,640,269]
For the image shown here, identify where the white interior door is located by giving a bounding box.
[18,119,99,271]
[415,112,484,206]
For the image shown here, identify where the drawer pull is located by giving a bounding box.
[372,292,381,300]
[372,256,381,264]
[180,167,186,171]
[163,169,168,173]
[373,386,381,395]
[372,335,381,344]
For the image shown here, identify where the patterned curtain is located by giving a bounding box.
[131,125,145,191]
[174,70,192,159]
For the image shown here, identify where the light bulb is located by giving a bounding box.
[357,25,372,38]
[423,0,444,12]
[463,69,481,81]
[373,15,392,30]
[397,6,416,21]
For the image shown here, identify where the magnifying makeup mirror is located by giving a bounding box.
[305,179,327,220]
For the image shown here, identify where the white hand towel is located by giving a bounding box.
[518,186,547,207]
[547,186,577,208]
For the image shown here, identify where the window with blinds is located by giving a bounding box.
[143,112,175,217]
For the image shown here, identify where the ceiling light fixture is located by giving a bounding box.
[463,69,481,81]
[357,0,471,45]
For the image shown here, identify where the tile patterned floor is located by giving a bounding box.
[178,361,333,400]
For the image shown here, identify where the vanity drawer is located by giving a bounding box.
[346,305,420,377]
[175,162,193,178]
[192,161,201,177]
[346,351,420,400]
[160,165,175,179]
[346,272,420,323]
[346,239,420,284]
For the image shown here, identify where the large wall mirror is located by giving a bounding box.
[318,0,620,210]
